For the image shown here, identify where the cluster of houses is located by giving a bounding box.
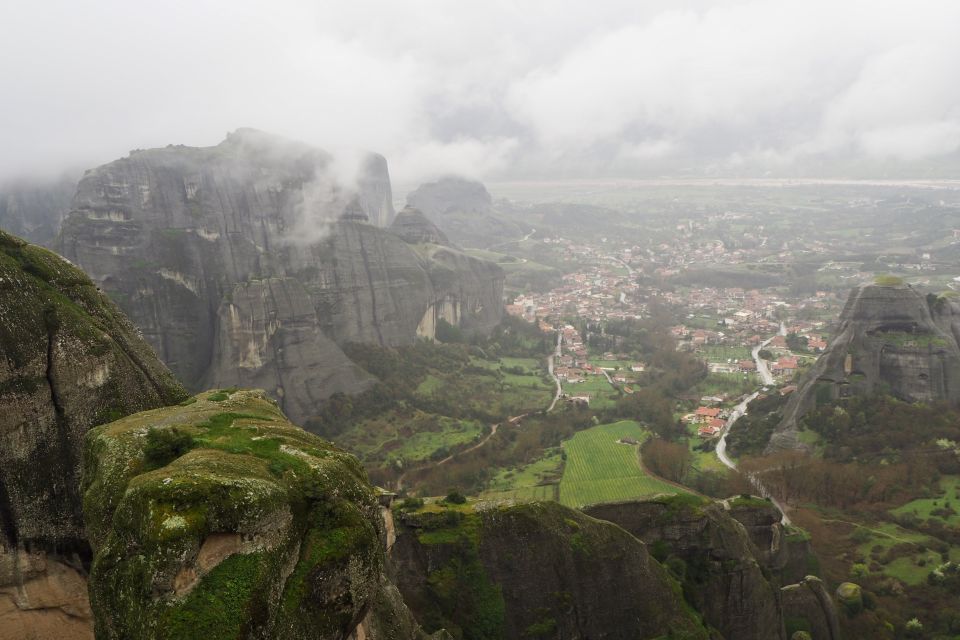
[552,324,646,401]
[686,405,729,438]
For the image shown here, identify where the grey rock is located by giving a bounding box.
[770,283,960,451]
[406,177,525,248]
[0,229,185,638]
[780,576,841,640]
[585,496,787,640]
[58,130,504,424]
[389,206,450,246]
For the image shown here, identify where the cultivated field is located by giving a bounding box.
[558,420,685,507]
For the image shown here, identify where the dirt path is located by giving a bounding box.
[818,518,919,545]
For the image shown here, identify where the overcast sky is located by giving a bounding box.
[3,0,959,184]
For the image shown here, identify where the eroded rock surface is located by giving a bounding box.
[58,130,504,423]
[406,177,525,248]
[586,495,785,640]
[392,501,710,640]
[82,389,404,639]
[771,283,960,450]
[0,229,186,638]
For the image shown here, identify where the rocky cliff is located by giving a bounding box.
[58,130,504,424]
[585,495,786,640]
[770,282,960,451]
[390,207,451,246]
[81,389,442,640]
[391,500,710,640]
[0,229,186,638]
[405,177,525,248]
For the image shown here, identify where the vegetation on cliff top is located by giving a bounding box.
[82,389,382,640]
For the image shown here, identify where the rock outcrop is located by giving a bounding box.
[391,501,709,640]
[390,207,450,246]
[780,576,841,640]
[770,282,960,450]
[58,130,504,424]
[82,389,440,640]
[585,495,786,640]
[406,177,525,248]
[0,229,186,639]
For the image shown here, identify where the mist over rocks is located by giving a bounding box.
[406,176,526,248]
[0,177,76,248]
[57,130,504,424]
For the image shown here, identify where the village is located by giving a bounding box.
[506,235,847,438]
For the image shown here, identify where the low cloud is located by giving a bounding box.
[2,0,959,183]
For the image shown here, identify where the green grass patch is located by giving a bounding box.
[559,421,687,508]
[890,476,960,527]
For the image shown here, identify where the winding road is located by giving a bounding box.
[546,331,563,413]
[715,323,792,525]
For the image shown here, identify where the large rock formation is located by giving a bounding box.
[58,130,504,423]
[780,576,841,640]
[585,495,786,640]
[82,389,442,640]
[406,177,525,248]
[391,500,709,640]
[0,229,186,639]
[770,282,960,450]
[390,206,450,246]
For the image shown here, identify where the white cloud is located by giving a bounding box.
[1,0,958,182]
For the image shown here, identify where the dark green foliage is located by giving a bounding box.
[164,552,262,640]
[143,427,195,469]
[725,392,786,456]
[436,318,465,343]
[445,490,467,504]
[786,333,809,352]
[803,394,960,463]
[398,497,425,511]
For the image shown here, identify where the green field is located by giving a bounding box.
[697,344,752,362]
[334,409,484,470]
[852,521,960,585]
[482,449,563,503]
[684,421,727,473]
[890,476,960,528]
[559,421,686,508]
[693,372,758,398]
[561,375,620,409]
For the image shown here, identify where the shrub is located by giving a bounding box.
[144,427,195,469]
[445,490,467,504]
[398,497,425,511]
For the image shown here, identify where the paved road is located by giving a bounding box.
[715,323,792,525]
[546,331,563,413]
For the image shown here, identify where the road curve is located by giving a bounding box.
[714,324,792,525]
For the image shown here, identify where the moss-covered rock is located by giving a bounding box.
[0,229,187,550]
[82,389,386,640]
[391,500,710,640]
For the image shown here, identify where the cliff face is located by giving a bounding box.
[585,496,786,640]
[82,389,440,640]
[405,177,525,248]
[391,501,709,640]
[0,230,186,638]
[58,130,504,424]
[770,283,960,451]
